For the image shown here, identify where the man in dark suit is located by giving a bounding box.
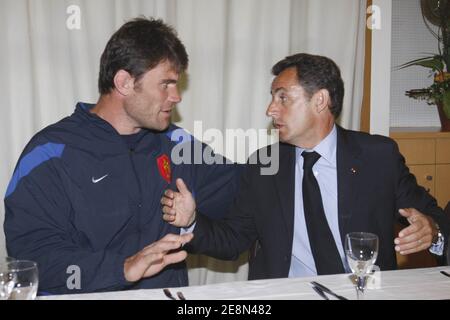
[161,53,449,279]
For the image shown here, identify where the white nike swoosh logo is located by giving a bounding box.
[91,174,109,184]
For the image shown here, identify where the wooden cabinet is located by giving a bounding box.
[436,164,450,208]
[390,129,450,208]
[390,128,450,269]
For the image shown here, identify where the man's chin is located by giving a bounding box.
[143,121,170,132]
[157,122,171,132]
[278,133,288,143]
[161,123,171,131]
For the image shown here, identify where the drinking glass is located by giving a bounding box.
[6,260,39,300]
[0,257,16,300]
[345,232,379,300]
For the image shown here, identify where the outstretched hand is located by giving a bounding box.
[161,178,197,227]
[124,233,193,282]
[394,208,438,255]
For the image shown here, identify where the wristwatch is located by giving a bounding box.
[429,223,445,256]
[432,223,444,245]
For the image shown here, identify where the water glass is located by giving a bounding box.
[0,257,16,300]
[345,232,378,300]
[6,260,39,300]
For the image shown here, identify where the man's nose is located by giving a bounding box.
[169,87,182,103]
[266,101,277,117]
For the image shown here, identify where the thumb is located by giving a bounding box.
[399,208,413,218]
[180,232,194,245]
[176,178,190,195]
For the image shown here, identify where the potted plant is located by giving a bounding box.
[399,0,450,124]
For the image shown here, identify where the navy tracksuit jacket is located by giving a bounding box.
[4,102,241,294]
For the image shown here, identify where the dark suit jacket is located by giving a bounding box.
[187,126,450,280]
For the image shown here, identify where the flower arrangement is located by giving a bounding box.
[400,0,450,119]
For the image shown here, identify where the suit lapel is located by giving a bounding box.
[336,126,363,246]
[274,143,296,245]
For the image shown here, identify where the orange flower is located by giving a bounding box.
[434,72,450,83]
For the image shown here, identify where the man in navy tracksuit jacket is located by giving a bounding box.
[4,18,240,294]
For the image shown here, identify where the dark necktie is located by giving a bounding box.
[302,151,344,275]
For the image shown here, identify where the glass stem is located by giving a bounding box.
[356,276,366,300]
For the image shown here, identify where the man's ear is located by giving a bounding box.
[314,89,330,114]
[113,70,134,96]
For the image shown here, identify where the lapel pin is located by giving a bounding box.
[350,167,357,174]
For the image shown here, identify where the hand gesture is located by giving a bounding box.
[394,208,438,255]
[161,178,197,227]
[124,233,193,282]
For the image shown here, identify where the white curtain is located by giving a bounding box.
[0,0,366,285]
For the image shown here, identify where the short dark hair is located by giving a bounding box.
[271,53,344,118]
[98,17,188,94]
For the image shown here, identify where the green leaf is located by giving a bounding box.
[397,56,444,72]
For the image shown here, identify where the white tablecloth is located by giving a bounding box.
[39,266,450,300]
